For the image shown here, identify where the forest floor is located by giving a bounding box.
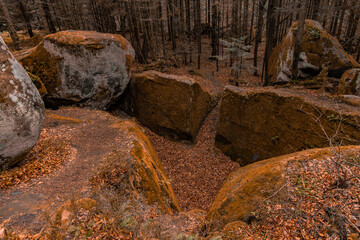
[0,108,128,233]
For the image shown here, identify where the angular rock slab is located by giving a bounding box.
[268,20,359,84]
[215,86,360,166]
[207,146,360,230]
[21,31,135,110]
[121,71,215,141]
[0,37,45,168]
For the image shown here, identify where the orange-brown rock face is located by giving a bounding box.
[268,20,359,85]
[0,37,44,168]
[21,31,135,110]
[109,120,181,214]
[207,146,360,229]
[338,68,360,95]
[215,86,360,166]
[123,71,215,141]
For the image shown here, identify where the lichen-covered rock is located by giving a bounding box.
[338,68,360,95]
[0,37,44,168]
[20,30,135,109]
[268,20,359,85]
[207,146,360,229]
[121,70,215,140]
[215,86,360,165]
[27,72,47,96]
[102,120,180,214]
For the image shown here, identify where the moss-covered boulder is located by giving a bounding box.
[268,20,359,85]
[121,70,215,140]
[215,86,360,165]
[0,37,44,168]
[21,30,135,109]
[207,146,360,230]
[27,72,47,97]
[98,120,181,214]
[338,68,360,96]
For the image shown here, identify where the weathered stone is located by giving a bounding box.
[268,20,359,85]
[337,95,360,107]
[338,68,360,96]
[0,37,44,168]
[122,70,215,140]
[215,86,360,165]
[27,72,47,97]
[109,120,181,214]
[207,146,360,229]
[21,30,135,110]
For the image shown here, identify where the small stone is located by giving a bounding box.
[61,210,72,228]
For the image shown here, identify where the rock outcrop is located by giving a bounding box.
[120,71,215,140]
[0,37,44,168]
[207,146,360,229]
[109,120,181,214]
[215,86,360,165]
[338,68,360,96]
[21,31,135,109]
[268,20,359,85]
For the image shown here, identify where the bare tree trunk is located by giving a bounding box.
[263,0,276,84]
[195,0,201,69]
[18,0,34,38]
[254,0,266,76]
[0,0,20,50]
[231,0,238,36]
[292,0,308,79]
[41,0,57,33]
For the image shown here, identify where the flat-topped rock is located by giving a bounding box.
[21,31,135,110]
[215,86,360,165]
[120,70,215,141]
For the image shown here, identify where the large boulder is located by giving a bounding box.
[21,31,135,109]
[207,146,360,230]
[0,37,45,168]
[338,68,360,95]
[121,70,215,140]
[268,20,359,85]
[215,86,360,165]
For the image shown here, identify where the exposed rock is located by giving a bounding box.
[0,108,179,235]
[338,68,360,96]
[27,72,47,96]
[21,31,135,110]
[0,228,7,239]
[0,37,44,168]
[120,70,215,140]
[337,95,360,107]
[100,120,180,214]
[215,86,360,165]
[268,20,359,85]
[207,146,360,230]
